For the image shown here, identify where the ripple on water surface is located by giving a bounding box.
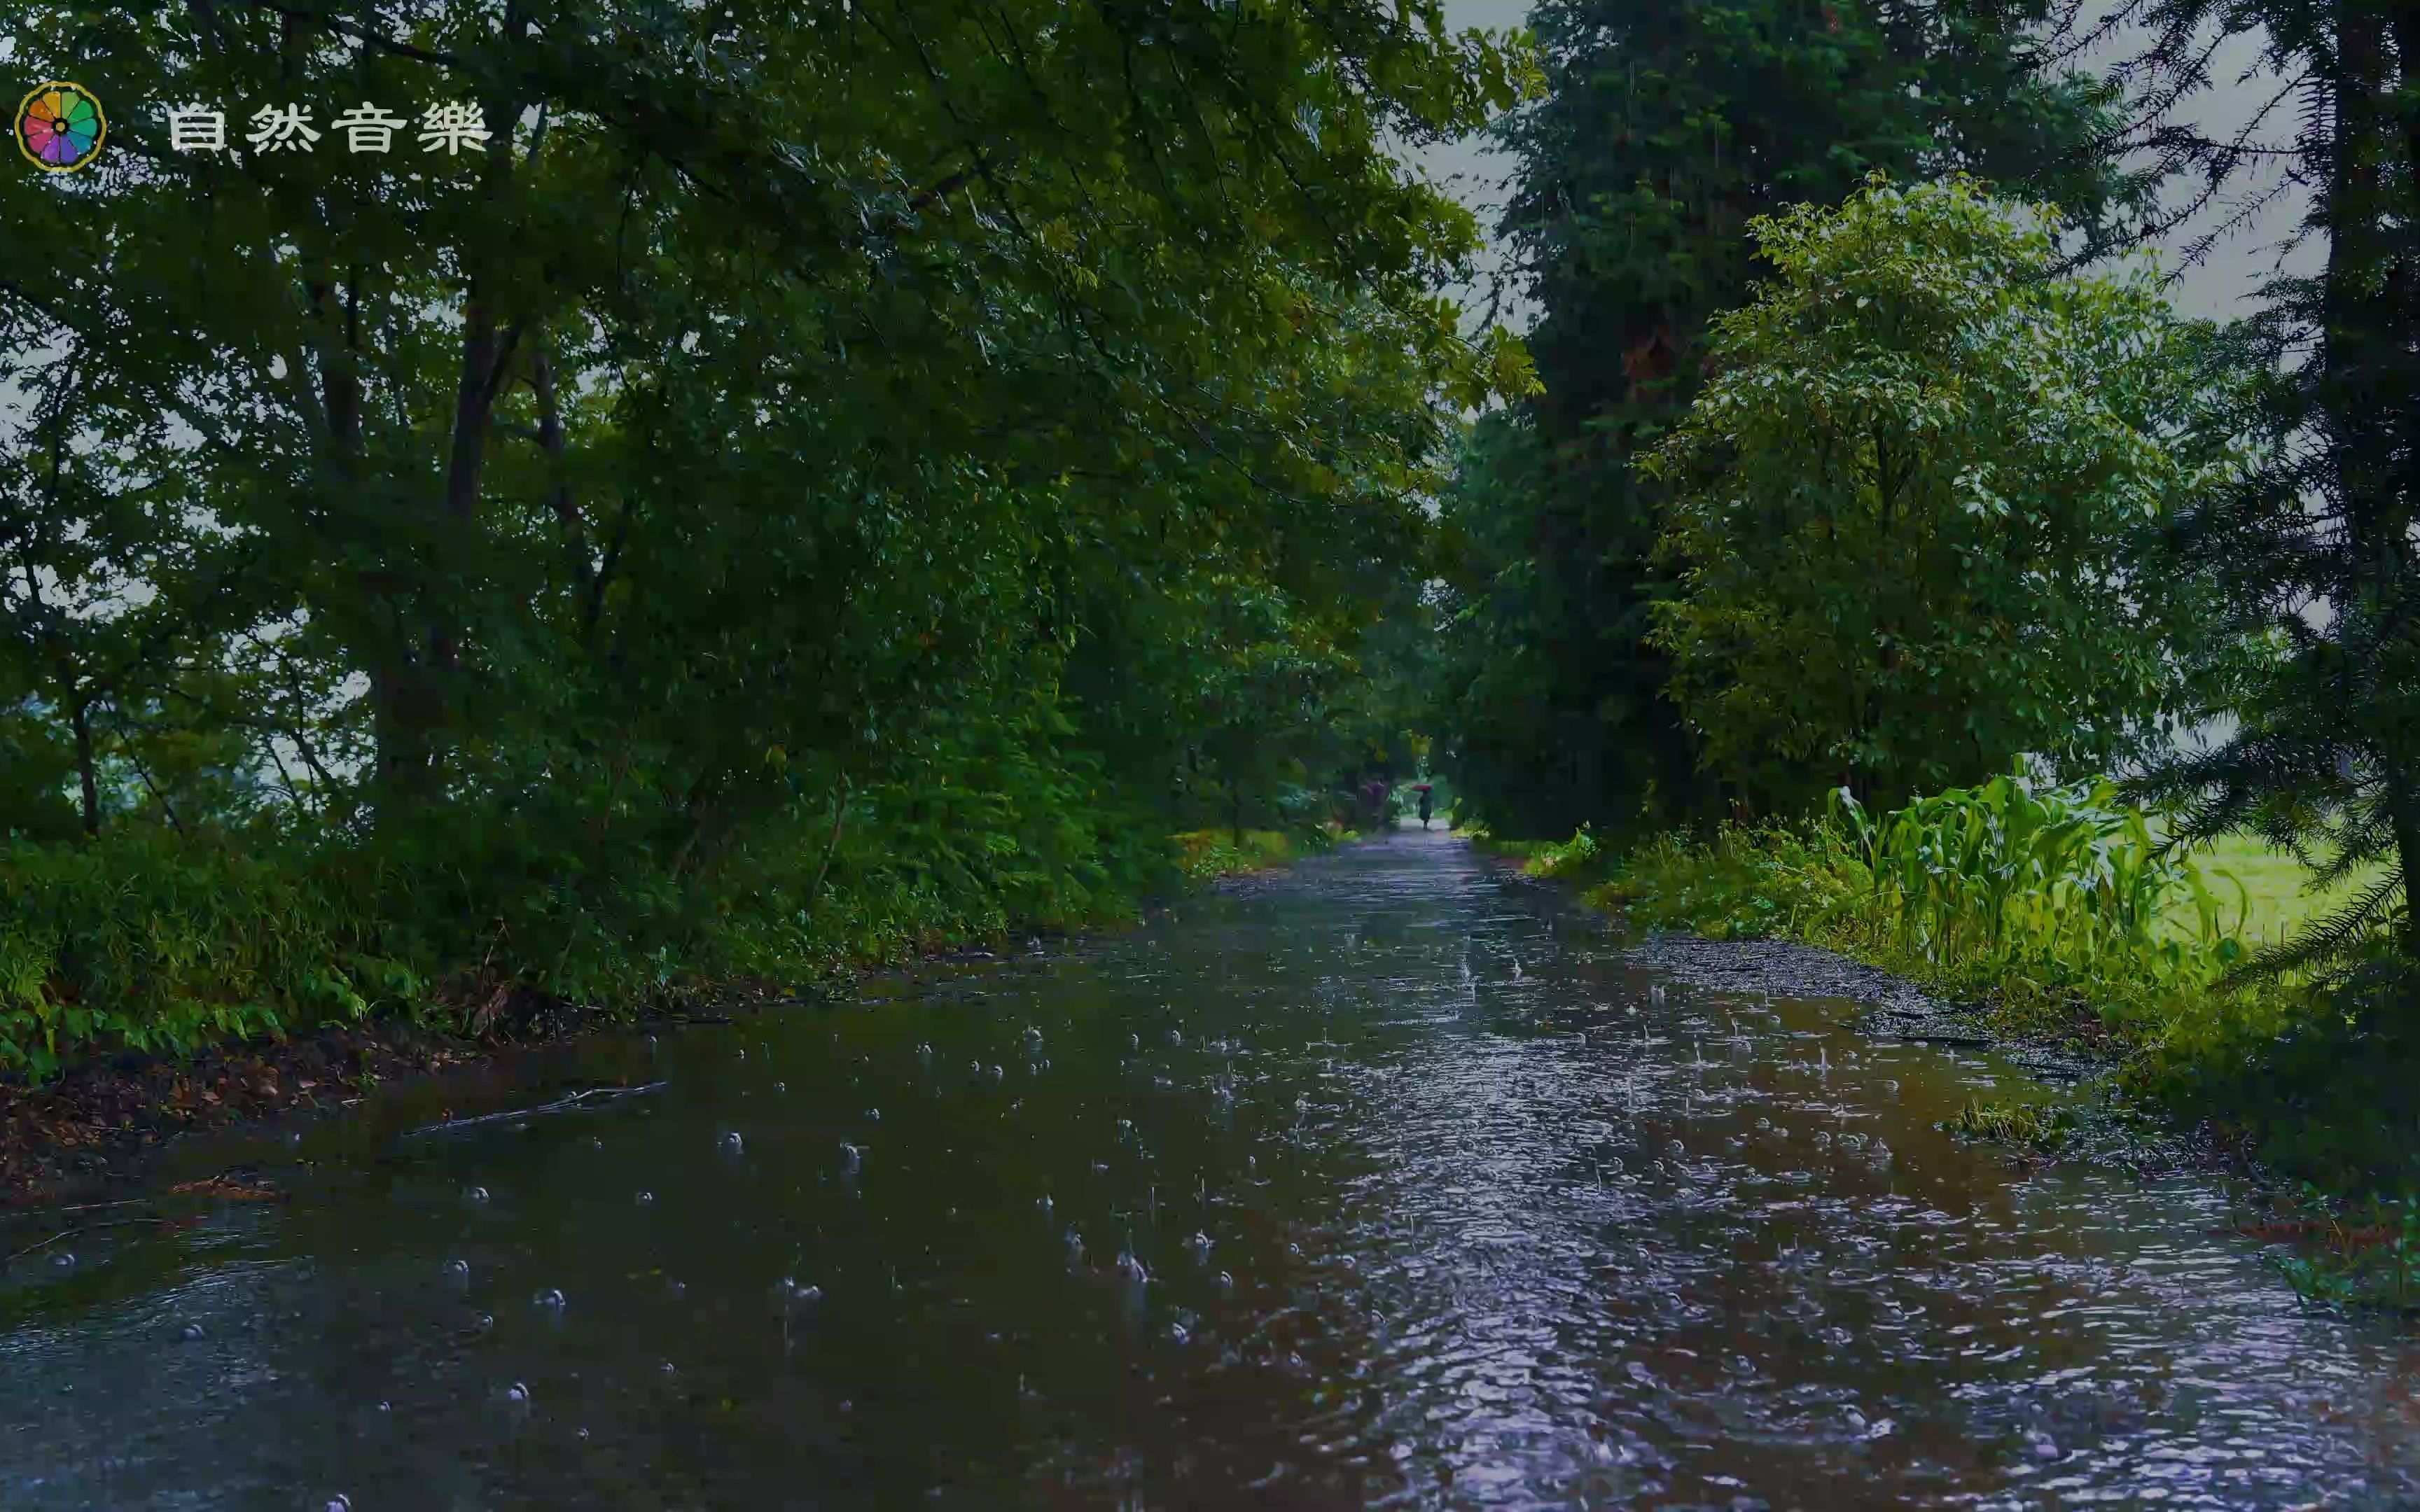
[1,829,2416,1508]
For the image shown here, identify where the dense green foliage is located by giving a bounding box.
[1642,178,2255,812]
[0,1,1532,1077]
[1433,0,2152,839]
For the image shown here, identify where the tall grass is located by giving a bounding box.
[1825,764,2250,1024]
[1572,761,2259,1044]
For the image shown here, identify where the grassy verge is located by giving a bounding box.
[1170,825,1349,882]
[0,803,1342,1088]
[1485,768,2420,1312]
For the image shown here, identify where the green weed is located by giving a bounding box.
[2259,1187,2420,1314]
[1942,1098,2073,1149]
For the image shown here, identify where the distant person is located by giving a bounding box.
[1417,785,1433,829]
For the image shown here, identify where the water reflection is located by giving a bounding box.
[0,828,2414,1507]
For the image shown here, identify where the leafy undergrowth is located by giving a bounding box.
[1506,764,2420,1302]
[2250,1187,2420,1315]
[1171,825,1343,883]
[0,785,1304,1088]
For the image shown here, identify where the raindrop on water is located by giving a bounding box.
[636,1190,655,1205]
[718,1130,744,1155]
[464,1186,489,1205]
[443,1258,471,1282]
[504,1381,531,1404]
[534,1288,566,1310]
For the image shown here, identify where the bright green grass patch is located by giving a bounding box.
[2167,833,2386,950]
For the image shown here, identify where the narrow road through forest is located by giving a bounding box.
[1,828,2415,1508]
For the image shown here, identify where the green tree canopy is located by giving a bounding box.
[0,1,1538,1073]
[1433,0,2154,838]
[1642,176,2256,812]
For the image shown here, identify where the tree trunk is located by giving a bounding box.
[2318,1,2420,960]
[69,695,98,837]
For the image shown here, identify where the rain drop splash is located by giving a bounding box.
[719,1130,744,1155]
[534,1287,566,1310]
[464,1186,490,1205]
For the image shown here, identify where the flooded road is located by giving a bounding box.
[3,828,2416,1508]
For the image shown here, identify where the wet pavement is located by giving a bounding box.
[1,827,2414,1508]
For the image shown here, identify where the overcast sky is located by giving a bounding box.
[1413,1,2316,327]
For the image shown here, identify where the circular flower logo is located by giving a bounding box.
[15,82,107,173]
